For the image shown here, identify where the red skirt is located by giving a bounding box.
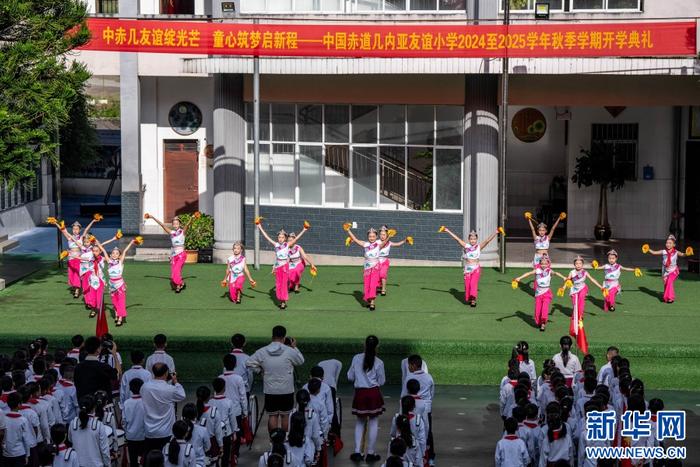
[351,387,385,417]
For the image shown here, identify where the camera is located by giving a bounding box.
[101,340,114,351]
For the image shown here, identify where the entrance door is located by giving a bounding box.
[685,141,700,242]
[163,141,199,220]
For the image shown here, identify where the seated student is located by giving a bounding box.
[120,350,151,405]
[538,403,574,467]
[48,424,79,467]
[181,403,210,467]
[287,411,316,466]
[56,364,78,424]
[123,378,146,467]
[495,417,529,467]
[209,377,237,467]
[3,392,34,467]
[163,421,196,467]
[68,395,111,467]
[257,430,299,467]
[195,386,224,463]
[229,334,254,395]
[306,378,330,441]
[145,335,175,375]
[66,336,84,362]
[390,396,426,467]
[597,346,619,387]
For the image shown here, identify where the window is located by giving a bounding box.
[591,123,638,181]
[411,0,437,10]
[500,0,563,11]
[95,0,118,14]
[295,0,343,10]
[245,103,463,211]
[160,0,194,14]
[571,0,640,9]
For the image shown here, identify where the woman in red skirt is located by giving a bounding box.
[347,335,385,463]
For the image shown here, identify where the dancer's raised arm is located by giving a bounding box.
[145,213,172,234]
[480,228,503,250]
[256,220,276,246]
[548,212,566,240]
[287,222,309,248]
[524,212,537,240]
[344,225,365,248]
[440,226,466,248]
[182,211,200,235]
[119,239,136,263]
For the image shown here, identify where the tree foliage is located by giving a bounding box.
[59,93,99,175]
[0,0,91,187]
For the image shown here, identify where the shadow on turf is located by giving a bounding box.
[328,289,366,307]
[638,286,664,302]
[419,287,466,304]
[503,280,535,298]
[144,275,197,281]
[496,310,539,329]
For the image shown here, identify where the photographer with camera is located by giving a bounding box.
[246,325,304,434]
[74,336,119,401]
[140,362,186,454]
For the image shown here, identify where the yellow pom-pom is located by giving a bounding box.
[686,246,694,256]
[602,288,609,297]
[641,244,650,254]
[87,235,96,243]
[115,229,123,239]
[511,280,518,290]
[303,220,311,229]
[46,216,57,225]
[134,236,144,245]
[221,280,227,288]
[498,227,506,237]
[406,236,414,246]
[634,268,642,277]
[524,212,532,220]
[59,250,69,260]
[144,213,150,219]
[93,213,103,221]
[591,260,599,270]
[310,266,318,277]
[343,222,351,231]
[58,220,65,230]
[557,287,565,297]
[559,212,567,220]
[438,225,446,233]
[387,228,397,238]
[565,279,573,289]
[345,237,351,247]
[255,216,264,225]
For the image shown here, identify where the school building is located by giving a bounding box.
[74,0,700,262]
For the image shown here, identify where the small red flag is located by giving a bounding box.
[576,319,589,355]
[96,302,109,338]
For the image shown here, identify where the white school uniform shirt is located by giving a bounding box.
[400,369,434,413]
[140,379,186,439]
[495,435,529,467]
[56,380,79,423]
[390,412,426,466]
[257,450,298,467]
[500,381,517,418]
[199,406,224,446]
[219,371,248,416]
[287,442,315,467]
[145,350,176,375]
[309,394,330,438]
[122,396,146,441]
[27,398,51,443]
[209,396,238,437]
[186,421,210,467]
[519,421,540,463]
[163,440,196,467]
[577,417,610,467]
[552,352,581,378]
[69,416,111,467]
[42,393,63,426]
[347,354,385,389]
[538,427,573,467]
[53,445,80,467]
[597,362,613,387]
[230,349,254,393]
[18,405,39,447]
[400,358,428,397]
[406,396,429,435]
[2,412,33,458]
[66,348,81,361]
[302,379,334,423]
[290,407,322,452]
[120,365,152,406]
[318,359,342,389]
[518,360,537,385]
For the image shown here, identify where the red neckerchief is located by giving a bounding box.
[203,406,210,413]
[29,398,40,404]
[59,380,74,387]
[411,395,421,400]
[509,380,518,388]
[505,435,518,440]
[524,421,538,429]
[213,395,226,400]
[131,395,141,399]
[231,349,244,354]
[552,428,562,441]
[516,355,524,362]
[665,248,676,268]
[408,413,415,420]
[6,412,22,418]
[57,445,68,452]
[651,414,657,423]
[19,404,30,410]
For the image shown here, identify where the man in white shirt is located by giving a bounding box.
[140,362,185,454]
[552,336,581,386]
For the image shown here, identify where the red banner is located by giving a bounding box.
[81,18,696,58]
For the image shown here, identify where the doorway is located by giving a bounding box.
[163,140,199,220]
[685,141,700,242]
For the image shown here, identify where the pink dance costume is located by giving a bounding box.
[287,245,306,290]
[378,243,391,281]
[78,247,95,307]
[568,269,588,336]
[170,228,186,288]
[662,248,679,303]
[108,259,127,318]
[67,234,82,289]
[87,256,106,312]
[227,254,247,302]
[533,235,550,267]
[462,244,481,303]
[362,241,381,302]
[602,263,622,311]
[534,267,553,325]
[273,242,290,302]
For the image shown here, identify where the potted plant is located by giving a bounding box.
[571,143,627,240]
[177,212,214,263]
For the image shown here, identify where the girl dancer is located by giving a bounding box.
[256,218,309,309]
[49,214,101,298]
[525,211,566,266]
[287,232,317,294]
[439,226,504,307]
[377,226,413,297]
[95,237,141,326]
[221,242,257,305]
[144,212,199,293]
[643,235,694,304]
[347,335,385,463]
[558,256,604,336]
[590,250,642,312]
[512,255,567,332]
[344,224,392,311]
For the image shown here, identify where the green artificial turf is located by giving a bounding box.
[1,262,699,389]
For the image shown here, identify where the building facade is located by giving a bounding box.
[75,0,700,261]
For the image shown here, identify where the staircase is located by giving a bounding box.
[0,234,18,254]
[132,234,172,261]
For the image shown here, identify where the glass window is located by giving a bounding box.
[245,143,272,204]
[571,0,603,9]
[607,0,638,8]
[501,0,531,10]
[325,105,349,143]
[160,0,194,14]
[271,104,295,142]
[295,0,321,10]
[271,143,295,203]
[352,147,377,207]
[407,147,433,210]
[379,105,405,144]
[410,0,437,9]
[380,146,406,206]
[240,0,265,12]
[245,103,271,141]
[299,145,323,205]
[538,0,563,9]
[298,104,322,142]
[325,145,350,207]
[352,105,378,144]
[357,0,382,10]
[386,0,407,10]
[321,0,343,10]
[591,123,638,181]
[407,106,434,145]
[435,148,461,210]
[96,0,119,14]
[268,0,293,10]
[436,106,463,146]
[439,0,465,9]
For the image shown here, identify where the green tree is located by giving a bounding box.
[0,0,91,187]
[59,93,99,176]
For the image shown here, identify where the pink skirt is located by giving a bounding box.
[67,258,81,288]
[378,259,390,280]
[288,262,305,288]
[351,387,385,417]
